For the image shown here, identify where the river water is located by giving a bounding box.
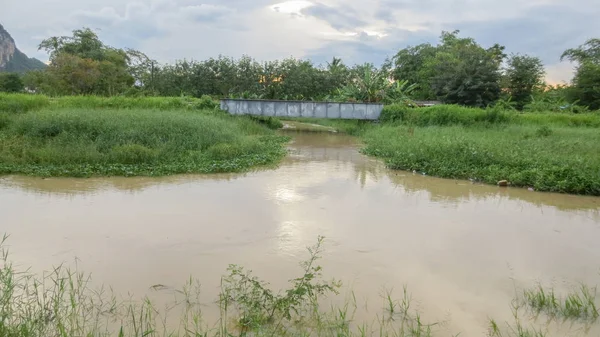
[1,131,599,336]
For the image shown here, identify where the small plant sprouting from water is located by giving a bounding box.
[522,284,599,321]
[487,301,547,337]
[218,235,342,334]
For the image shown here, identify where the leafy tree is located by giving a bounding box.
[0,73,24,92]
[561,38,600,110]
[34,27,147,96]
[428,31,503,107]
[392,43,437,99]
[569,61,600,110]
[393,31,504,106]
[505,54,545,109]
[561,39,600,64]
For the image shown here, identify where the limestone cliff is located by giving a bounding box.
[0,23,46,72]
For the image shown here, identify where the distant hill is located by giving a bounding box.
[0,23,46,73]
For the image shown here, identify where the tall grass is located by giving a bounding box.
[362,125,600,195]
[0,108,288,177]
[0,93,220,113]
[379,104,600,128]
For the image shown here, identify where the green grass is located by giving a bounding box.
[522,284,599,320]
[380,104,600,128]
[0,108,288,177]
[0,93,220,113]
[360,125,600,195]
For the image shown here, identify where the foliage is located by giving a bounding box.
[568,61,600,110]
[429,31,503,107]
[561,38,600,64]
[561,38,600,110]
[0,73,24,93]
[524,85,577,112]
[505,54,546,109]
[29,28,150,96]
[392,43,438,99]
[248,116,284,130]
[393,31,505,107]
[362,124,600,195]
[220,236,341,333]
[0,107,288,177]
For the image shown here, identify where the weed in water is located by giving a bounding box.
[522,284,599,321]
[0,235,448,337]
[487,302,547,337]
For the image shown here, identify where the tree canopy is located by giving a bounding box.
[18,26,599,110]
[561,38,600,110]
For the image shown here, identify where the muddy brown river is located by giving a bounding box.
[1,131,599,336]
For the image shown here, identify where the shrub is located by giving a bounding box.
[193,95,220,110]
[535,126,553,137]
[248,116,283,129]
[380,104,409,123]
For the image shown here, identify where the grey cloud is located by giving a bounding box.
[307,28,437,66]
[446,3,600,64]
[180,4,234,22]
[2,0,598,83]
[301,3,367,30]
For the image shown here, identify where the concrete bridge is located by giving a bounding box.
[220,99,383,120]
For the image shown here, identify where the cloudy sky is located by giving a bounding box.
[3,0,599,83]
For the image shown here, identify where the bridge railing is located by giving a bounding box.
[220,99,383,120]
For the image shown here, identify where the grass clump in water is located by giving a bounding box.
[522,284,599,321]
[0,108,288,177]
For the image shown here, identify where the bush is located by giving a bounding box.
[0,73,24,93]
[380,104,409,123]
[535,126,553,137]
[193,95,220,110]
[248,116,283,129]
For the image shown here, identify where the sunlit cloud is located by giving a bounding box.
[270,1,314,15]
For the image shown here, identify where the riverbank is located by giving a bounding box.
[296,105,600,196]
[0,106,288,177]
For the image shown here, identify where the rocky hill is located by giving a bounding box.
[0,23,46,73]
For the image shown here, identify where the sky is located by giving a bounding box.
[2,0,599,84]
